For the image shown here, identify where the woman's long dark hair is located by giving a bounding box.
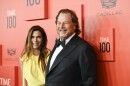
[21,25,48,71]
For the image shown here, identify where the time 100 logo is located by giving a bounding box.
[7,10,16,28]
[27,0,40,6]
[99,37,110,53]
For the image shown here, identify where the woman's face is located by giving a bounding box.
[31,31,43,50]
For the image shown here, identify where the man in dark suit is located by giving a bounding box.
[45,9,97,86]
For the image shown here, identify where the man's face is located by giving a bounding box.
[56,13,76,40]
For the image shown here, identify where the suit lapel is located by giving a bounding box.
[46,35,79,75]
[49,43,76,72]
[46,42,58,74]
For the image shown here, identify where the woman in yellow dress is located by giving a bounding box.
[20,25,50,86]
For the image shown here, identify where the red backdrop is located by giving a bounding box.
[0,0,130,86]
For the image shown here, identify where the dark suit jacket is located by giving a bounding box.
[45,35,97,86]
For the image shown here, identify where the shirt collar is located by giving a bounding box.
[60,33,76,45]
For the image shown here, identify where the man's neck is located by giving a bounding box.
[60,33,76,45]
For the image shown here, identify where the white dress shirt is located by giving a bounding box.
[49,33,75,70]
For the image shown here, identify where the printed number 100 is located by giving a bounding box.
[7,16,16,28]
[27,0,40,6]
[100,42,110,53]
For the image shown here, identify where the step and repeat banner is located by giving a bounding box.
[0,0,82,86]
[0,0,130,86]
